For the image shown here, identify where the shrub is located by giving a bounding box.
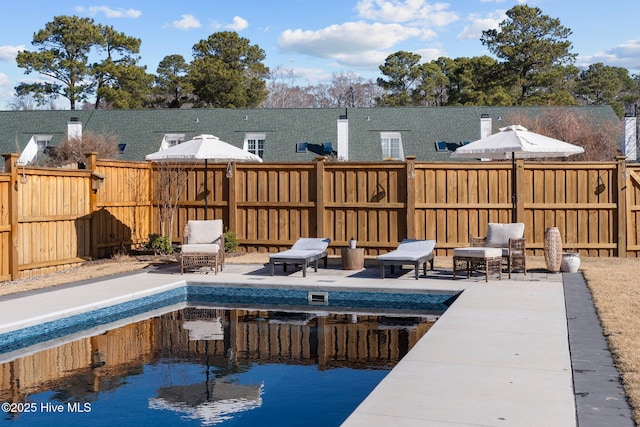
[146,233,173,255]
[224,228,239,253]
[42,131,121,167]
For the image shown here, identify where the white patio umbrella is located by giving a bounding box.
[146,134,262,218]
[149,380,263,425]
[451,125,584,222]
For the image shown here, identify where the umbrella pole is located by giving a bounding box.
[204,159,208,220]
[511,152,516,223]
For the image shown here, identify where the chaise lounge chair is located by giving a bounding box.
[180,219,225,274]
[269,238,331,277]
[377,239,436,279]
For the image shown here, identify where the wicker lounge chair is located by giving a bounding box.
[269,238,331,277]
[377,239,436,279]
[180,220,225,274]
[470,222,526,278]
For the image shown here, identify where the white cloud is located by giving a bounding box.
[414,47,445,62]
[76,6,141,19]
[226,16,249,31]
[578,38,640,70]
[0,45,24,62]
[355,0,458,27]
[332,50,391,68]
[279,21,422,69]
[0,72,9,86]
[289,67,331,84]
[171,14,201,31]
[280,21,420,56]
[458,11,505,41]
[210,16,249,32]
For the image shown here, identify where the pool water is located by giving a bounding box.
[0,286,453,426]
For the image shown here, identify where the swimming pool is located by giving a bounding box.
[0,285,456,357]
[0,285,456,426]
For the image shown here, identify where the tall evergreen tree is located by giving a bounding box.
[189,31,269,108]
[15,15,150,110]
[154,54,192,108]
[575,63,635,116]
[376,51,423,106]
[92,25,152,109]
[16,16,101,110]
[480,5,577,105]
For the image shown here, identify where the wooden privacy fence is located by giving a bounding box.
[1,153,639,281]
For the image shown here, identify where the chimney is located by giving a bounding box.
[337,114,349,160]
[480,113,492,139]
[68,117,82,140]
[622,113,637,161]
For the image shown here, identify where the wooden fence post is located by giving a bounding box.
[406,156,416,239]
[85,152,98,260]
[616,155,628,258]
[315,156,326,238]
[227,161,237,235]
[3,154,19,280]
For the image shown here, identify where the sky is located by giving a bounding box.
[0,0,639,109]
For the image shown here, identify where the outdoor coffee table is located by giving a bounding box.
[453,247,502,282]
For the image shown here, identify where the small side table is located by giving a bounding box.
[341,248,364,270]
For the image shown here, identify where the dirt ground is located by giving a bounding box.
[0,251,638,423]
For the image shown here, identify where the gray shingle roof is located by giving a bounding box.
[0,106,620,162]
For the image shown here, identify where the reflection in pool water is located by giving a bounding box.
[0,305,441,426]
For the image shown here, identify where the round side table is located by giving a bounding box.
[341,248,364,270]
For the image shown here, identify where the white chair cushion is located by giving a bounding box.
[187,220,223,244]
[290,238,330,251]
[485,223,524,248]
[269,249,320,260]
[181,243,221,254]
[396,239,436,254]
[453,247,502,258]
[377,239,436,261]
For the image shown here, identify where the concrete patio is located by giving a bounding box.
[0,261,633,426]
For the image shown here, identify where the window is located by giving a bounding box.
[36,138,49,152]
[35,135,52,163]
[296,142,308,153]
[380,132,403,160]
[244,133,265,159]
[161,133,185,150]
[435,141,448,152]
[322,142,333,154]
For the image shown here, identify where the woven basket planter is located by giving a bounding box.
[544,227,563,272]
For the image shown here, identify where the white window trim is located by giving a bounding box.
[18,134,52,165]
[380,132,404,160]
[244,132,266,159]
[160,133,185,150]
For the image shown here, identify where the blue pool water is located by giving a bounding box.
[1,358,390,426]
[0,285,456,426]
[0,285,456,355]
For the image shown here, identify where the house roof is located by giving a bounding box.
[0,106,620,163]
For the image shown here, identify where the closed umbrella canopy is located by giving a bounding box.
[451,125,584,222]
[146,134,262,219]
